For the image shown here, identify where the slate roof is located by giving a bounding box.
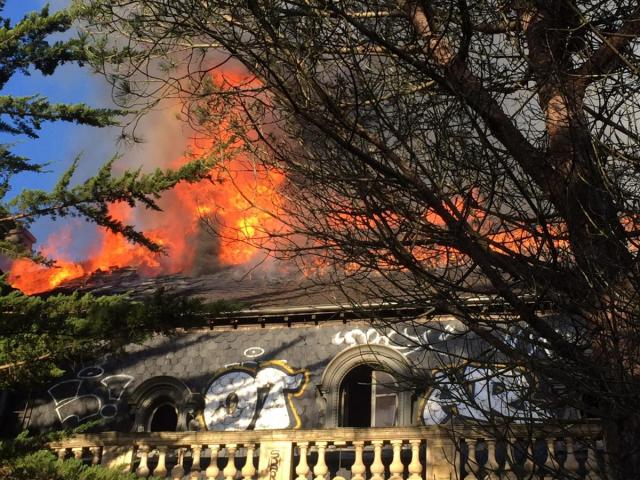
[46,261,507,324]
[49,262,407,310]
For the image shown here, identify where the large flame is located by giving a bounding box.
[7,70,284,295]
[6,68,574,296]
[8,156,284,294]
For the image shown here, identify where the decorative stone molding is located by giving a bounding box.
[128,376,201,432]
[318,344,414,427]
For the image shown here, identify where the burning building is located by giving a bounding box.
[2,259,604,480]
[1,106,604,479]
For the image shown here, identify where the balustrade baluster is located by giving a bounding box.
[313,442,329,480]
[136,445,151,478]
[389,440,404,480]
[191,445,203,480]
[564,438,580,473]
[72,447,83,460]
[206,445,220,480]
[542,438,559,478]
[465,440,480,479]
[56,448,67,461]
[171,447,186,480]
[296,442,311,480]
[224,444,238,480]
[500,441,517,480]
[485,440,500,480]
[155,446,169,478]
[351,442,366,480]
[585,443,600,480]
[242,444,256,480]
[463,439,480,478]
[89,447,101,465]
[521,441,534,476]
[370,441,385,480]
[407,440,422,480]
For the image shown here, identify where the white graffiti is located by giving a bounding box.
[244,347,265,358]
[332,325,462,357]
[48,366,133,424]
[204,362,307,431]
[423,366,545,425]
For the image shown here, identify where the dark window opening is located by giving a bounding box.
[149,403,178,432]
[339,365,398,427]
[340,365,372,427]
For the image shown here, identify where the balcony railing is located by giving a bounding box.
[49,424,605,479]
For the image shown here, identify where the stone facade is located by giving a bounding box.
[21,316,558,435]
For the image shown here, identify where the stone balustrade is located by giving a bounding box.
[49,424,605,479]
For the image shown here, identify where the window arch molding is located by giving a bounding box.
[319,344,413,427]
[128,376,201,432]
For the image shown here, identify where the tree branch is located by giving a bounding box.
[573,6,640,81]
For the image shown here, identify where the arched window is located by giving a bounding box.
[339,365,398,427]
[128,376,201,432]
[148,403,178,432]
[320,344,413,428]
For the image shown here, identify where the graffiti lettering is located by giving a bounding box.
[269,450,281,480]
[332,325,462,357]
[48,366,133,425]
[204,361,308,431]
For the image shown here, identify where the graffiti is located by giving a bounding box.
[422,365,545,425]
[333,324,576,361]
[332,324,462,357]
[48,366,133,425]
[269,450,281,480]
[204,361,308,431]
[244,347,265,358]
[503,324,579,358]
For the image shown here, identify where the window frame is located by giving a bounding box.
[128,376,201,432]
[319,344,413,428]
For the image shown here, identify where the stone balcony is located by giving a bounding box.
[50,424,605,479]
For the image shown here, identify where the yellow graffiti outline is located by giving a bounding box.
[260,360,310,429]
[205,360,310,430]
[416,361,535,425]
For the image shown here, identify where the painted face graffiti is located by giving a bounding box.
[48,366,133,425]
[204,361,308,431]
[423,366,546,425]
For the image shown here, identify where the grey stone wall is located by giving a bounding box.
[23,318,557,433]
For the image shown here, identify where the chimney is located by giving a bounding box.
[0,226,36,273]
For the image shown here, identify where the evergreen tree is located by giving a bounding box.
[1,430,160,479]
[0,1,219,389]
[0,4,234,478]
[0,2,213,259]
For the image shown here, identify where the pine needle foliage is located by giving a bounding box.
[0,1,227,387]
[0,4,236,477]
[1,431,160,479]
[0,1,215,256]
[0,283,241,389]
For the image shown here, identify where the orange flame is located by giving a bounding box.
[6,68,574,296]
[7,68,285,294]
[7,156,284,294]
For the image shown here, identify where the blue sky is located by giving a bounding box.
[2,1,135,252]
